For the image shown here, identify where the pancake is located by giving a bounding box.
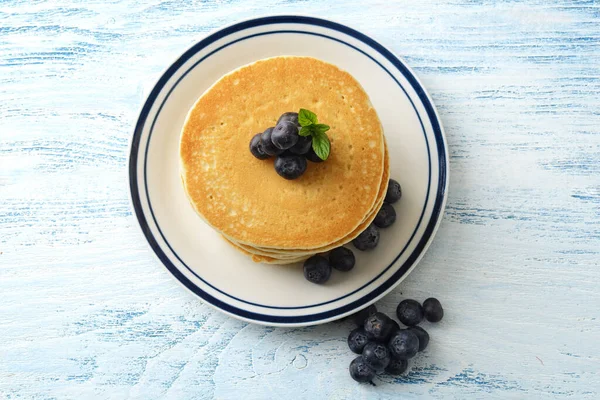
[180,56,385,250]
[228,166,388,263]
[223,237,310,265]
[228,192,383,263]
[230,179,386,261]
[227,142,389,261]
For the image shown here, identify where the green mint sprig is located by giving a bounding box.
[297,108,331,161]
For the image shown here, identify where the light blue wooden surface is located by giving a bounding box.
[1,1,599,398]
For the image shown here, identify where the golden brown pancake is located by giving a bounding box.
[228,180,387,263]
[222,236,310,265]
[227,191,384,264]
[180,56,385,251]
[226,142,389,262]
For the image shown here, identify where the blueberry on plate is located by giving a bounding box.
[374,203,396,228]
[274,154,307,180]
[423,298,444,322]
[385,179,402,203]
[277,111,299,127]
[364,312,394,342]
[271,120,299,150]
[396,299,424,326]
[388,329,419,360]
[385,358,408,375]
[348,328,369,354]
[305,147,324,163]
[408,326,429,351]
[349,356,375,383]
[362,342,391,373]
[260,127,284,156]
[351,304,377,326]
[303,255,331,284]
[249,133,269,160]
[289,135,312,155]
[329,247,355,272]
[352,224,380,251]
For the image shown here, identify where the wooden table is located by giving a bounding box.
[1,1,598,398]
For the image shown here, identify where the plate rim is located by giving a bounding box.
[128,15,449,326]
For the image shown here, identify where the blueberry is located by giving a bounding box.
[303,255,331,284]
[349,356,375,383]
[260,127,284,156]
[274,154,307,180]
[351,304,377,326]
[388,329,419,360]
[305,147,324,163]
[271,121,299,150]
[364,312,394,342]
[362,342,391,373]
[249,133,269,160]
[396,299,424,327]
[423,298,444,322]
[348,328,369,354]
[385,179,402,203]
[389,319,401,335]
[408,326,429,351]
[352,224,380,251]
[374,203,396,228]
[385,358,408,375]
[329,247,355,272]
[289,135,312,155]
[277,112,299,127]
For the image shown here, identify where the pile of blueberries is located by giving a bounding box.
[347,298,444,383]
[249,112,323,180]
[302,178,403,284]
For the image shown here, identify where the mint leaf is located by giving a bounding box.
[313,123,330,134]
[297,109,331,160]
[298,108,318,126]
[299,126,313,137]
[312,131,331,161]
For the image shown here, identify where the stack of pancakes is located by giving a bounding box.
[180,57,389,264]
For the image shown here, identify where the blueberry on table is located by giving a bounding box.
[277,111,299,127]
[388,329,419,360]
[389,319,401,335]
[352,224,380,251]
[364,312,394,342]
[349,356,375,383]
[274,154,307,180]
[289,134,312,155]
[396,299,424,326]
[351,304,377,326]
[271,120,299,150]
[374,203,396,228]
[385,358,408,375]
[303,255,331,284]
[348,328,370,354]
[329,247,355,272]
[305,147,324,163]
[385,179,402,204]
[408,326,429,351]
[249,133,269,160]
[362,342,391,372]
[260,127,284,156]
[423,298,444,322]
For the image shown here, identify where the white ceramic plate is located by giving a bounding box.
[129,16,448,326]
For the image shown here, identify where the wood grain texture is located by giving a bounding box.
[1,0,599,398]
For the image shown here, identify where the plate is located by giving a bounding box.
[129,16,448,326]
